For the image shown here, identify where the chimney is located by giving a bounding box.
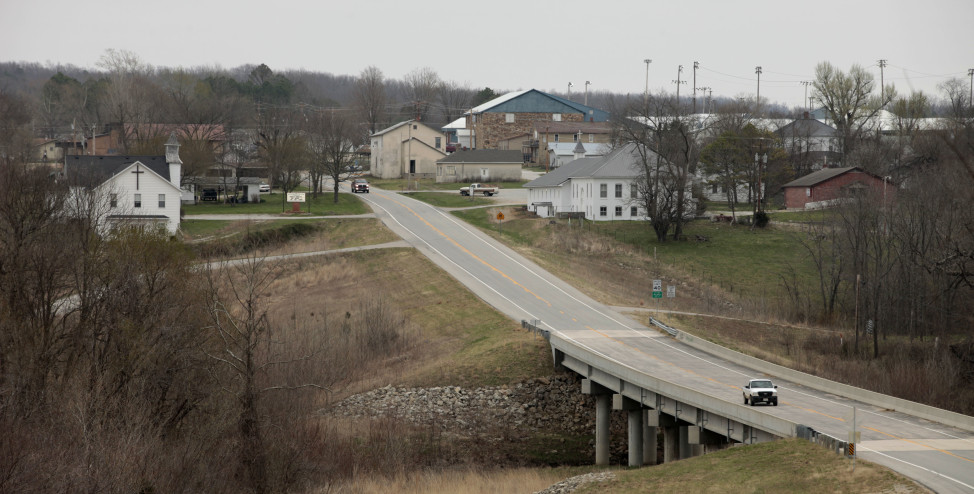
[165,132,182,187]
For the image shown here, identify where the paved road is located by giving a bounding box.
[349,183,974,493]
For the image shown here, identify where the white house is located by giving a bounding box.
[64,134,183,234]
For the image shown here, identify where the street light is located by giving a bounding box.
[644,59,652,104]
[585,81,591,106]
[755,66,763,116]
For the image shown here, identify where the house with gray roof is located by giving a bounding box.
[524,142,694,221]
[435,149,523,183]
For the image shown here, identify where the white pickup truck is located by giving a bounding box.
[743,379,778,406]
[459,183,499,197]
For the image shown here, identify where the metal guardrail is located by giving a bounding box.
[521,319,550,340]
[797,424,849,457]
[649,317,678,337]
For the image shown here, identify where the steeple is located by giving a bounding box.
[165,132,182,186]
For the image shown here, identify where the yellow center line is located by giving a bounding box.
[382,193,551,307]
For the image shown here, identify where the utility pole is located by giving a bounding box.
[878,59,888,104]
[697,87,711,113]
[968,68,973,110]
[568,82,573,99]
[693,61,699,114]
[801,81,812,112]
[644,59,652,106]
[585,81,591,106]
[755,66,762,117]
[672,65,686,113]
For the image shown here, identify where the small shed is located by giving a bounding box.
[781,167,892,210]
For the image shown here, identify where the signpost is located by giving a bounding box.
[287,192,306,213]
[652,279,662,316]
[496,211,505,234]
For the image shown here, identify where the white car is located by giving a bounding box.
[259,183,271,193]
[743,379,778,406]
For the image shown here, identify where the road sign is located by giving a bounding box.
[286,192,306,203]
[653,279,662,290]
[667,286,675,298]
[496,212,505,221]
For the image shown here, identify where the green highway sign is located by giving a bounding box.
[652,291,663,299]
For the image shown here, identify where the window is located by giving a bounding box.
[158,194,165,208]
[435,137,441,148]
[599,206,607,216]
[110,193,118,208]
[573,133,578,142]
[554,134,560,142]
[615,184,622,198]
[631,206,638,216]
[505,113,515,123]
[600,184,607,198]
[615,206,623,217]
[631,184,638,198]
[712,184,718,194]
[552,114,562,122]
[134,193,142,208]
[589,134,594,143]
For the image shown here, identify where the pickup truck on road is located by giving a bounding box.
[743,379,778,406]
[459,183,499,197]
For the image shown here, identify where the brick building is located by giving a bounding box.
[465,89,608,156]
[781,167,893,210]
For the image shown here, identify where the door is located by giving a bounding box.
[409,160,416,174]
[481,168,489,180]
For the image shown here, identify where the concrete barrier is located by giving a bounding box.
[662,321,974,433]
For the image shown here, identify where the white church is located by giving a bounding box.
[64,134,184,234]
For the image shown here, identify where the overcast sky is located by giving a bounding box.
[2,0,971,109]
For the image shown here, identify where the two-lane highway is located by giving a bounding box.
[356,185,974,493]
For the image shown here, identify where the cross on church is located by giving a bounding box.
[131,164,144,190]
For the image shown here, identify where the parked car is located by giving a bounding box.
[351,178,370,193]
[743,379,778,406]
[259,183,271,193]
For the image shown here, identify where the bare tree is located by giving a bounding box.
[439,80,473,124]
[354,66,386,135]
[611,94,695,241]
[403,67,442,123]
[305,109,358,202]
[812,62,894,163]
[96,49,162,153]
[203,255,331,494]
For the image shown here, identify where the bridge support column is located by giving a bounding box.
[613,395,643,467]
[648,411,679,463]
[643,409,658,465]
[663,426,679,462]
[679,426,692,459]
[582,379,612,466]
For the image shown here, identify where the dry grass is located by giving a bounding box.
[576,438,928,494]
[321,467,573,494]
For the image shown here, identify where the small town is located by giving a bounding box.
[1,2,972,493]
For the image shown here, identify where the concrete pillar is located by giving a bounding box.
[663,426,679,463]
[643,409,658,466]
[595,394,610,466]
[627,409,643,466]
[582,379,613,467]
[613,394,644,467]
[679,426,691,460]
